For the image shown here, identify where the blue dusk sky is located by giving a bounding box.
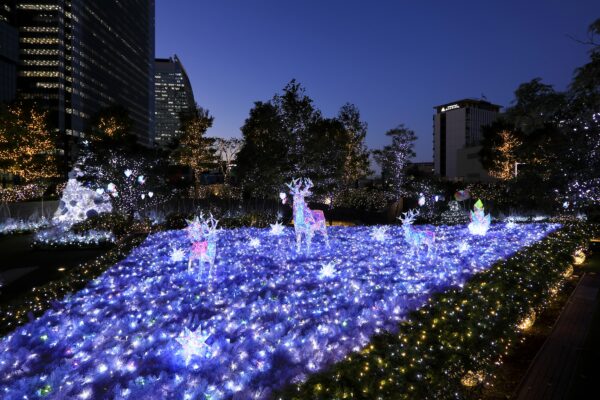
[155,0,599,162]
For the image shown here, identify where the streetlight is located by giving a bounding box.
[514,162,525,177]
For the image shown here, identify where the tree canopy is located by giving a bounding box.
[235,80,371,198]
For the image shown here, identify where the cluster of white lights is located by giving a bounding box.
[0,217,49,235]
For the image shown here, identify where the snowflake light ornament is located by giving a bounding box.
[249,237,261,248]
[176,327,211,365]
[319,262,336,279]
[170,248,186,263]
[458,242,469,253]
[505,217,517,229]
[269,222,285,236]
[370,226,388,242]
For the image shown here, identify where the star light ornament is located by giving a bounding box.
[319,262,336,279]
[176,327,211,365]
[170,248,186,263]
[269,222,285,236]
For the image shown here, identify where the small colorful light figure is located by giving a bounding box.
[468,199,491,236]
[454,189,471,202]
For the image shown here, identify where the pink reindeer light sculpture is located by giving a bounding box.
[399,209,435,255]
[286,178,329,252]
[186,213,219,278]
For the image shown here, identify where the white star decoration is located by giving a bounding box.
[269,222,285,236]
[176,327,211,365]
[319,262,336,279]
[170,248,186,263]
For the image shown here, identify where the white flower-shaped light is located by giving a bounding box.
[319,262,336,279]
[249,238,261,248]
[170,248,186,263]
[505,218,517,229]
[137,175,146,184]
[370,226,388,242]
[270,222,285,236]
[176,327,211,365]
[124,169,133,178]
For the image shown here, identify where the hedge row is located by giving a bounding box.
[275,223,596,399]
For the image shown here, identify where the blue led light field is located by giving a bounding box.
[0,223,559,399]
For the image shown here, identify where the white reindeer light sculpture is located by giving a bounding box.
[285,178,329,252]
[399,209,435,255]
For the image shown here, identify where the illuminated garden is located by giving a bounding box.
[0,14,598,399]
[0,219,567,399]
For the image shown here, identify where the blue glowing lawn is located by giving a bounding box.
[0,223,559,399]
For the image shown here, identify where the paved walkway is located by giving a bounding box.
[515,272,600,400]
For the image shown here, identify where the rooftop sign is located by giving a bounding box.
[441,104,460,112]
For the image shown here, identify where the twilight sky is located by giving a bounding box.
[155,0,599,162]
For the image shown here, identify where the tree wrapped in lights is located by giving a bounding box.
[490,130,523,180]
[558,19,600,212]
[336,103,371,188]
[373,124,417,200]
[171,105,217,194]
[78,107,167,218]
[0,102,60,182]
[214,137,242,184]
[53,168,112,227]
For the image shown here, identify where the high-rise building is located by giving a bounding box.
[433,99,501,182]
[154,55,195,147]
[0,1,18,103]
[13,0,155,149]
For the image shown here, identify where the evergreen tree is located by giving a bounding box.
[336,103,371,187]
[171,105,216,191]
[373,125,416,200]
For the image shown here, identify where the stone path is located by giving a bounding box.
[515,272,600,400]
